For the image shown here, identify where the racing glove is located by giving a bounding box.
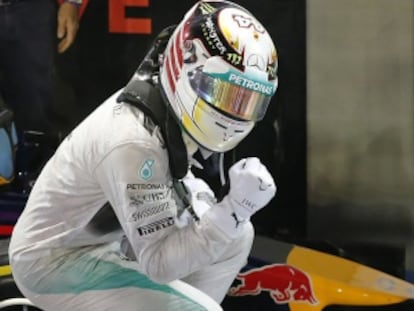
[207,157,276,238]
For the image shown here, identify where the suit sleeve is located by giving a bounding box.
[93,140,234,284]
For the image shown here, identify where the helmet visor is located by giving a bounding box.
[190,68,276,121]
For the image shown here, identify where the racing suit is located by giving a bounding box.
[8,89,254,311]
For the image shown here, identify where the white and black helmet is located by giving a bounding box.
[160,0,278,153]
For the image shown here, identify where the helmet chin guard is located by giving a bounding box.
[159,0,278,153]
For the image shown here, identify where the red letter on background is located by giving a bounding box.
[109,0,151,34]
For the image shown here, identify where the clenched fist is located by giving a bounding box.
[205,157,276,238]
[227,157,276,220]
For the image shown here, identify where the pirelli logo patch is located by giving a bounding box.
[136,217,175,236]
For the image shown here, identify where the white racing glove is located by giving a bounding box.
[226,157,276,219]
[207,157,276,238]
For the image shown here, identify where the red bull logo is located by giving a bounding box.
[228,264,318,305]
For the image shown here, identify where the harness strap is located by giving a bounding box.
[117,80,188,180]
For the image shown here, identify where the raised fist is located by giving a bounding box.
[227,157,276,220]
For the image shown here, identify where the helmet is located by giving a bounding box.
[159,0,278,153]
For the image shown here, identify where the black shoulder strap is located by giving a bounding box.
[89,27,189,234]
[117,80,188,180]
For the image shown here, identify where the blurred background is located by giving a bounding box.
[306,0,414,273]
[2,0,414,279]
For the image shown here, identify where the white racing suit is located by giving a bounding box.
[8,89,254,311]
